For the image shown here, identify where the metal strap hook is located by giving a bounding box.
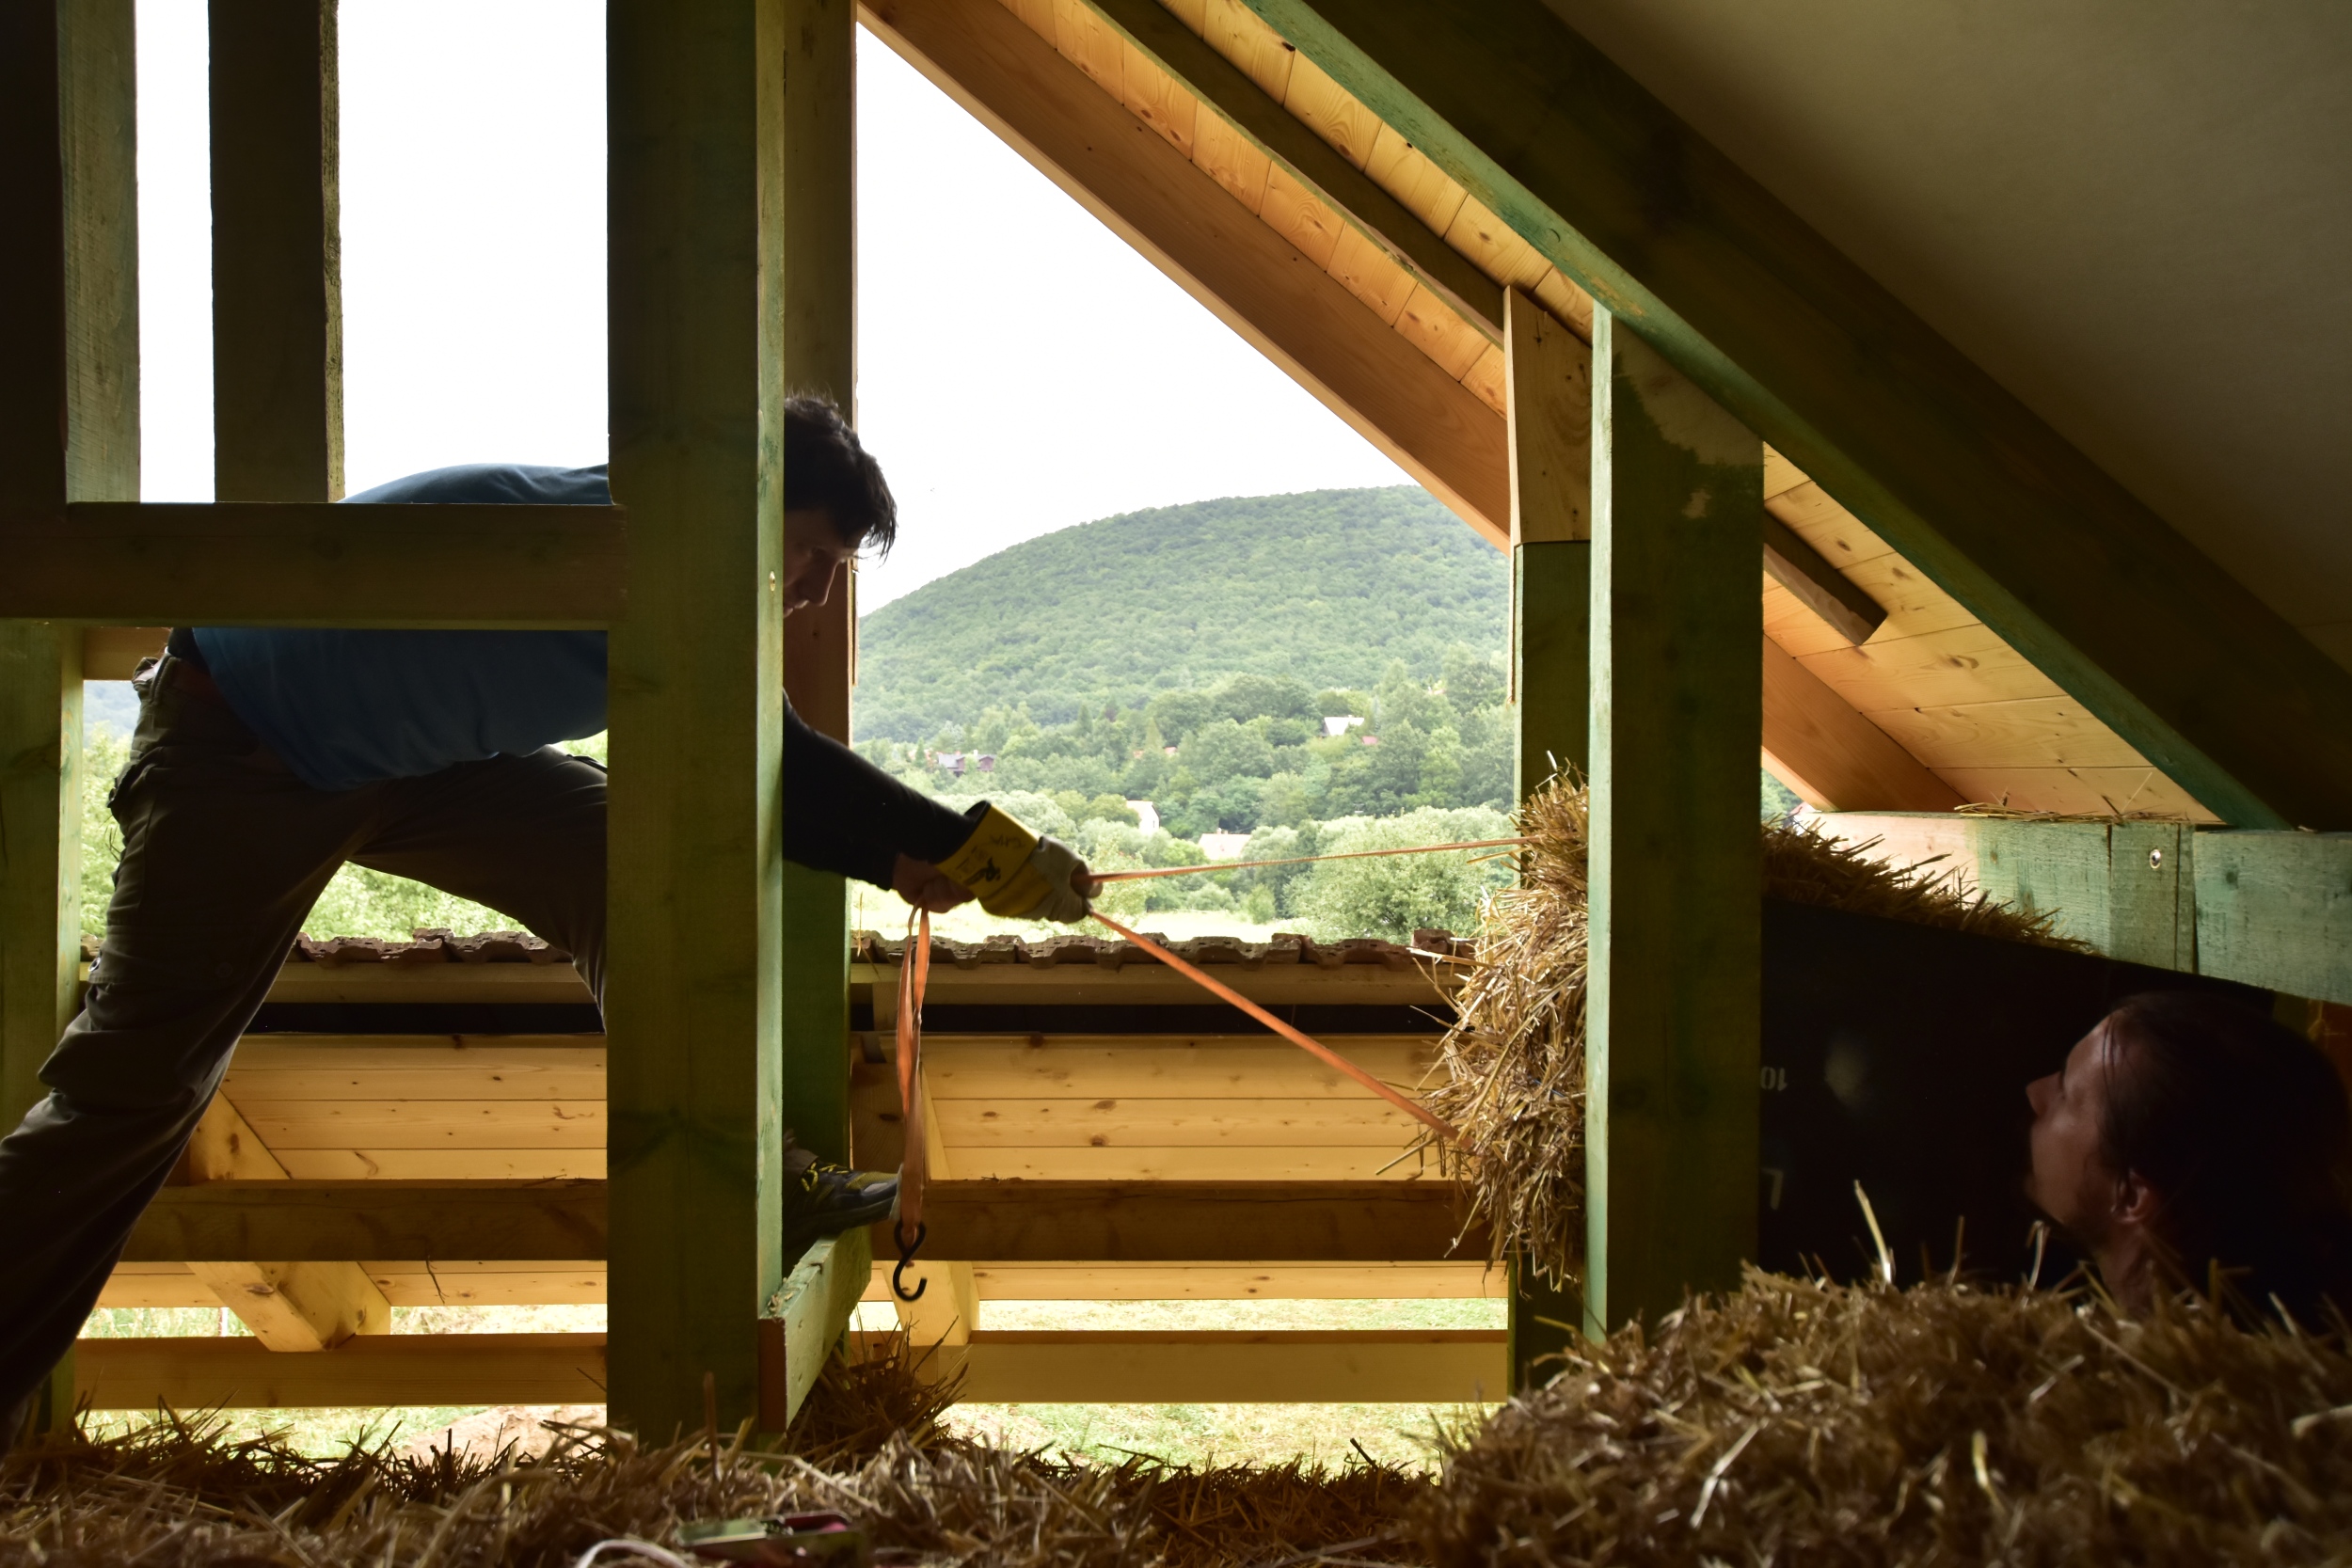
[890,1219,929,1302]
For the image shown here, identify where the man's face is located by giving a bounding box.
[2026,1019,2130,1243]
[782,507,859,614]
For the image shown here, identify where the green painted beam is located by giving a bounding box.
[210,0,342,503]
[1584,308,1761,1334]
[1078,0,1502,340]
[3,0,135,1437]
[1512,542,1587,800]
[606,0,790,1438]
[777,0,858,1168]
[2192,832,2352,1006]
[761,1227,872,1428]
[1238,0,2352,832]
[0,502,627,626]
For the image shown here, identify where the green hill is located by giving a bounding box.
[851,487,1506,742]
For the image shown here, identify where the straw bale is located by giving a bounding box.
[1421,773,2085,1288]
[0,1337,1425,1566]
[1417,1267,2352,1565]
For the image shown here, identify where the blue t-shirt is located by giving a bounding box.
[193,464,612,792]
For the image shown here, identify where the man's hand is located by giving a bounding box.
[892,854,975,914]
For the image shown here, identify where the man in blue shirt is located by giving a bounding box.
[0,397,1092,1438]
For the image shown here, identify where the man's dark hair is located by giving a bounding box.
[784,393,897,557]
[2102,990,2352,1322]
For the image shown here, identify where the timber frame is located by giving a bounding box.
[10,0,2349,1424]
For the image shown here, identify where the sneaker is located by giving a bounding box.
[778,1148,900,1262]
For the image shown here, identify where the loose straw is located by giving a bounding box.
[1089,836,1531,884]
[1089,909,1459,1141]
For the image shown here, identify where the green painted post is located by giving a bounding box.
[1585,306,1762,1337]
[2,0,136,1432]
[1502,288,1587,1387]
[777,0,857,1168]
[606,0,790,1436]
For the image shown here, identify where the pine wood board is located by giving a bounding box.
[1361,123,1467,240]
[1759,635,1963,813]
[1930,765,2215,820]
[899,1178,1481,1261]
[120,1180,608,1262]
[960,1261,1504,1298]
[938,1147,1436,1180]
[1258,163,1344,267]
[1279,51,1379,166]
[1199,0,1294,98]
[1794,624,2061,713]
[1325,222,1417,324]
[231,1100,605,1149]
[1759,558,1980,660]
[936,1096,1418,1145]
[1391,281,1491,377]
[1767,482,1897,567]
[273,1148,607,1180]
[76,1334,606,1408]
[921,1037,1441,1099]
[1863,696,2154,771]
[1119,40,1195,151]
[364,1262,608,1306]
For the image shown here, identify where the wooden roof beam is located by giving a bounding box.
[861,0,1511,541]
[1078,0,1502,341]
[1244,0,2352,831]
[0,502,627,626]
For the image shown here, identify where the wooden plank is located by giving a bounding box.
[1793,625,2058,714]
[1759,635,1963,813]
[1931,766,2214,821]
[363,1262,608,1307]
[210,0,342,502]
[182,1095,288,1182]
[2193,832,2352,1006]
[264,962,596,1006]
[1082,0,1502,335]
[862,0,1511,542]
[849,961,1455,1007]
[922,1037,1441,1099]
[119,1180,608,1262]
[899,1179,1482,1260]
[80,626,166,679]
[944,1148,1433,1180]
[1863,696,2153,772]
[230,1100,607,1149]
[934,1095,1418,1144]
[1585,309,1762,1332]
[780,0,859,1168]
[761,1227,872,1427]
[1760,557,1980,660]
[2,0,132,1440]
[1506,285,1592,801]
[605,0,788,1437]
[943,1327,1505,1402]
[276,1149,607,1180]
[97,1264,221,1309]
[0,629,83,1134]
[962,1261,1503,1298]
[184,1260,391,1350]
[890,1259,980,1344]
[76,1334,606,1408]
[1503,289,1589,547]
[0,502,628,626]
[224,1037,607,1099]
[1240,0,2352,832]
[1760,512,1885,647]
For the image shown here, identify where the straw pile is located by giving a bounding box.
[0,1338,1429,1567]
[1421,771,2082,1287]
[1420,1266,2352,1565]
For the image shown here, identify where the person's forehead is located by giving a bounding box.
[2069,1017,2129,1085]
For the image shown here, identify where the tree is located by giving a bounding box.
[1441,643,1505,719]
[1179,717,1276,781]
[1291,807,1514,942]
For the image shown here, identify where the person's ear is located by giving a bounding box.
[2112,1168,2162,1230]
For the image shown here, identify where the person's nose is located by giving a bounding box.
[2026,1073,2054,1116]
[786,559,840,610]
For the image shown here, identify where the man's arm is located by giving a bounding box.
[781,700,975,889]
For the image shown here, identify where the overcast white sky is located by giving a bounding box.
[134,0,1407,610]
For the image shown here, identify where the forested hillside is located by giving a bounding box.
[853,487,1504,742]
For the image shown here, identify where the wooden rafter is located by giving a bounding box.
[862,0,1512,540]
[1237,0,2352,831]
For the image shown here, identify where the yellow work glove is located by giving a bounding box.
[936,803,1092,923]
